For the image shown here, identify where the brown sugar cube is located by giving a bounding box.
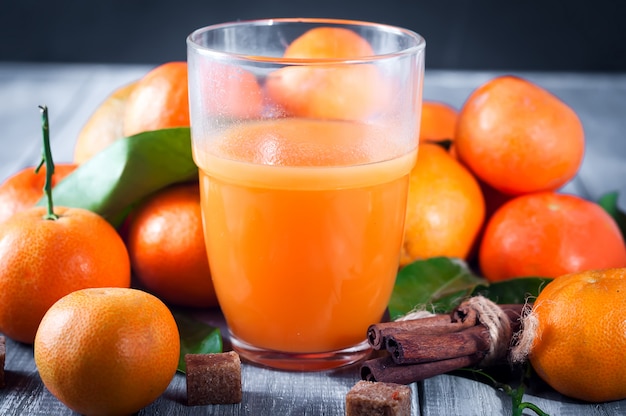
[346,380,411,416]
[0,336,5,388]
[185,351,242,405]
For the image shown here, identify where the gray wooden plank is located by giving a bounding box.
[0,335,419,415]
[143,361,419,415]
[0,337,72,415]
[422,375,511,416]
[422,373,626,416]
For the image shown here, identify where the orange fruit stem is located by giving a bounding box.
[36,105,58,221]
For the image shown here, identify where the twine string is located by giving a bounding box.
[463,296,512,365]
[395,309,436,321]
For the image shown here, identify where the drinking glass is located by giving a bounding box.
[187,18,425,371]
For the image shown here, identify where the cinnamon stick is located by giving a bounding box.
[360,301,529,385]
[452,303,525,326]
[361,353,483,384]
[386,325,490,365]
[385,303,525,365]
[367,313,471,350]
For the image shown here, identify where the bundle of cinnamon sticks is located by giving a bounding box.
[361,297,526,385]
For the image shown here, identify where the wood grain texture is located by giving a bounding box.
[422,374,626,416]
[0,335,419,415]
[1,64,626,415]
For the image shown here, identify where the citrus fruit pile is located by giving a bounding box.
[407,76,626,282]
[0,107,181,415]
[411,77,626,405]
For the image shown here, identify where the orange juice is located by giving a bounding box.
[194,118,416,353]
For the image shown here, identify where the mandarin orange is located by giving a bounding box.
[123,62,189,137]
[265,27,386,120]
[34,287,180,415]
[196,62,263,119]
[0,206,131,343]
[0,163,77,223]
[522,268,626,402]
[400,143,485,265]
[419,100,458,143]
[126,182,218,308]
[479,192,626,281]
[455,76,584,195]
[73,81,137,164]
[283,27,374,58]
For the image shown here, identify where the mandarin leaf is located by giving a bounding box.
[36,127,197,227]
[471,277,552,305]
[389,257,487,319]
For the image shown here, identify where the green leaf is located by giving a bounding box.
[598,191,626,238]
[37,127,197,227]
[471,277,552,305]
[172,309,223,373]
[389,257,488,320]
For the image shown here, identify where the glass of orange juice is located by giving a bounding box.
[187,18,425,371]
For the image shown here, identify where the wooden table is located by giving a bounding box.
[1,63,626,415]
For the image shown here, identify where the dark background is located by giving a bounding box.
[2,0,625,71]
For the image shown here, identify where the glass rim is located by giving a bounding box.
[187,17,426,65]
